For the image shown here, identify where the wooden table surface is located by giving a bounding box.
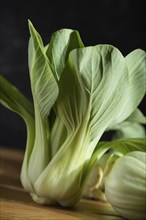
[0,147,125,220]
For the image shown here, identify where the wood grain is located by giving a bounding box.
[0,147,125,220]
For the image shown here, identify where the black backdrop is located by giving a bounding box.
[0,0,146,149]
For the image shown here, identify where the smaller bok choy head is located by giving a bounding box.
[0,20,145,208]
[105,151,146,220]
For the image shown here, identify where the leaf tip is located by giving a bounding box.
[28,19,35,36]
[28,19,32,27]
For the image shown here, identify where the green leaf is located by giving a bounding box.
[28,20,59,119]
[126,49,146,95]
[46,28,84,80]
[126,108,146,124]
[0,76,34,117]
[56,45,129,142]
[0,75,35,192]
[113,138,146,154]
[120,49,146,122]
[72,45,129,140]
[107,108,146,131]
[96,138,146,158]
[112,122,146,139]
[65,46,145,146]
[27,20,59,185]
[56,56,88,132]
[49,115,67,157]
[105,151,146,220]
[106,108,146,140]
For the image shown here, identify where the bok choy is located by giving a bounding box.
[0,20,145,208]
[105,151,146,220]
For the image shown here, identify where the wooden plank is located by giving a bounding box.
[0,147,124,220]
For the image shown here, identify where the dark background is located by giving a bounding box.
[0,0,146,149]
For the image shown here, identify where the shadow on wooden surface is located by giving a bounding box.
[0,147,125,220]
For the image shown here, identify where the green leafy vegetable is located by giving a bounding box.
[105,151,146,220]
[0,20,145,208]
[82,138,146,202]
